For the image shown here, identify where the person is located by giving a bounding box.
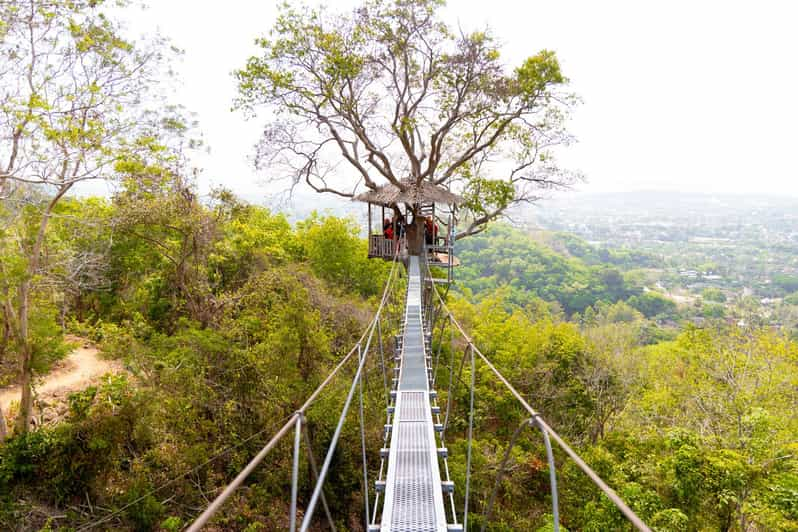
[424,215,438,246]
[391,213,405,253]
[396,212,406,238]
[383,217,394,241]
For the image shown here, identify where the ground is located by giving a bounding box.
[0,336,124,426]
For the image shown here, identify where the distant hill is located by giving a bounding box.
[526,190,798,222]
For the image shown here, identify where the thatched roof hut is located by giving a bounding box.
[353,179,464,207]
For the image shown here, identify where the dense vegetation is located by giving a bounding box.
[4,195,797,530]
[456,225,677,320]
[444,293,798,531]
[2,1,797,531]
[0,188,399,530]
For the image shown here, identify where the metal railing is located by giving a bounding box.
[369,233,407,259]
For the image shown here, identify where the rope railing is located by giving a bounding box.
[180,244,651,531]
[422,255,652,532]
[187,251,404,531]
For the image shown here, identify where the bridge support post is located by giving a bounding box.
[290,414,302,532]
[481,417,560,532]
[463,344,475,530]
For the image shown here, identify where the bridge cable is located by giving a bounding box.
[187,251,402,531]
[358,342,371,532]
[75,412,296,531]
[423,257,652,532]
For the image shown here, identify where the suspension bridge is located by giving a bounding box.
[179,245,652,532]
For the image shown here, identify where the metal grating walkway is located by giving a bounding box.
[380,257,448,532]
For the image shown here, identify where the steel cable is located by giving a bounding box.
[422,257,651,532]
[187,252,403,530]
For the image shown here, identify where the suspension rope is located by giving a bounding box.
[302,426,337,531]
[186,252,403,531]
[358,343,371,532]
[300,316,378,531]
[423,257,651,532]
[463,344,476,530]
[75,412,296,531]
[376,318,389,405]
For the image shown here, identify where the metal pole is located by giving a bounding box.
[480,417,560,532]
[443,344,471,437]
[377,318,389,404]
[472,346,650,531]
[299,323,376,532]
[463,344,475,530]
[302,426,336,532]
[358,344,371,531]
[533,416,560,532]
[289,414,302,532]
[442,314,455,444]
[481,419,531,532]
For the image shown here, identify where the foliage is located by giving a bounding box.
[455,224,644,315]
[0,0,181,433]
[627,291,677,319]
[235,0,578,238]
[701,287,727,303]
[296,212,391,297]
[0,189,397,530]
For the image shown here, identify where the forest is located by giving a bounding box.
[2,191,798,531]
[2,1,798,531]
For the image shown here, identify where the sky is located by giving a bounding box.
[116,0,798,203]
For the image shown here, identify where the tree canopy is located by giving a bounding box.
[0,0,178,432]
[235,0,578,238]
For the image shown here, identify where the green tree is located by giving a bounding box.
[702,287,727,303]
[627,292,677,319]
[235,0,578,245]
[0,0,175,432]
[296,212,390,297]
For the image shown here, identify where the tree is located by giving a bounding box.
[701,287,726,303]
[296,212,391,297]
[113,177,220,328]
[628,292,677,319]
[0,0,172,433]
[235,0,578,245]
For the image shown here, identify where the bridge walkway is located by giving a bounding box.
[379,256,451,531]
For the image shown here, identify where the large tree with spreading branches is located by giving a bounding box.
[236,0,579,243]
[0,0,177,433]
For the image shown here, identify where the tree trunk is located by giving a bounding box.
[405,215,426,256]
[0,404,7,441]
[14,183,72,434]
[15,278,34,433]
[0,304,8,360]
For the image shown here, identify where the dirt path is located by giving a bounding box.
[0,336,123,417]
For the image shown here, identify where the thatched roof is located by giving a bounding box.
[353,179,464,206]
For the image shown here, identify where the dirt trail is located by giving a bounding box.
[0,336,123,416]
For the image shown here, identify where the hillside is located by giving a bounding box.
[455,225,676,321]
[2,194,798,530]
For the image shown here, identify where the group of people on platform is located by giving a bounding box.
[382,213,440,246]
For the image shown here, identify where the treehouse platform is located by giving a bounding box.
[355,179,462,285]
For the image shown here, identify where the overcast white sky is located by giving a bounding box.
[122,0,798,201]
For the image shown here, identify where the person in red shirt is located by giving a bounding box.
[424,216,438,245]
[383,217,394,241]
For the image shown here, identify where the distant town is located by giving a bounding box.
[524,191,798,331]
